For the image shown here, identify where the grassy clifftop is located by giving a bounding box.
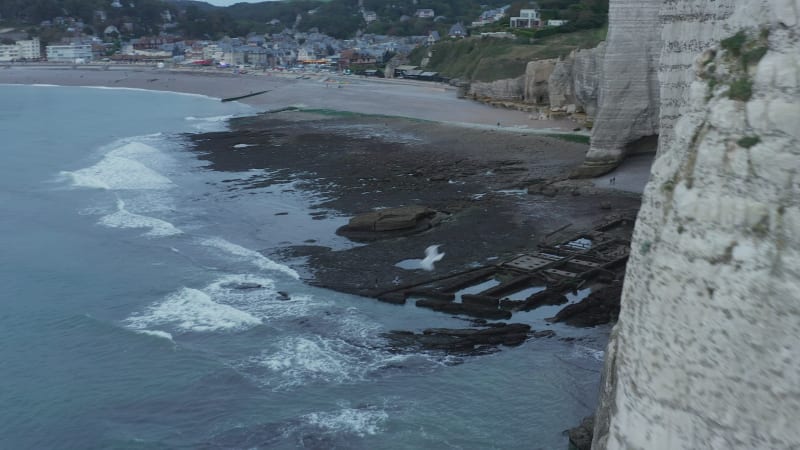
[409,27,607,82]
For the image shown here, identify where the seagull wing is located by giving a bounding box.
[420,245,445,271]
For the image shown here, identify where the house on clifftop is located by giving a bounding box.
[448,23,467,38]
[510,9,542,29]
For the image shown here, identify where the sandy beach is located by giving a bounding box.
[0,64,576,131]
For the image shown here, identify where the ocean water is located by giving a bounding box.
[0,85,606,449]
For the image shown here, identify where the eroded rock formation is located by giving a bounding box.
[523,59,557,105]
[593,0,800,448]
[467,76,525,101]
[549,42,606,118]
[574,0,662,177]
[465,48,605,117]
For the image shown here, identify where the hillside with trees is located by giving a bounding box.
[1,0,607,43]
[408,26,607,82]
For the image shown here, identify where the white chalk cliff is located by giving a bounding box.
[549,42,606,118]
[574,0,662,177]
[593,0,800,448]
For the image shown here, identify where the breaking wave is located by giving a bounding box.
[125,287,262,333]
[201,237,300,280]
[99,199,182,237]
[300,405,389,437]
[60,140,174,191]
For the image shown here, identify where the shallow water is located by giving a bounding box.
[0,85,606,449]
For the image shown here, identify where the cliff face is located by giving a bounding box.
[549,43,606,118]
[523,59,558,105]
[573,0,662,177]
[594,0,800,448]
[465,49,605,118]
[467,76,525,101]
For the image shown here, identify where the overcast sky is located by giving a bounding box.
[204,0,281,5]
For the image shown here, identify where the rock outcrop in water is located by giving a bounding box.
[573,0,662,177]
[593,0,800,448]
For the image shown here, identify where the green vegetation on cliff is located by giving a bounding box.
[409,26,606,82]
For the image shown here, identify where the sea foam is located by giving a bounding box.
[62,141,173,190]
[573,345,605,362]
[301,406,389,437]
[125,287,262,333]
[135,329,174,341]
[99,199,182,237]
[201,237,300,279]
[245,334,423,390]
[185,115,235,132]
[206,274,320,320]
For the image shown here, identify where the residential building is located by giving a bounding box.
[203,44,224,61]
[510,9,541,28]
[547,19,569,27]
[448,22,467,38]
[46,44,93,62]
[297,46,317,61]
[427,30,441,45]
[0,45,20,62]
[363,11,378,23]
[472,5,510,27]
[415,9,435,18]
[16,38,41,60]
[133,36,172,50]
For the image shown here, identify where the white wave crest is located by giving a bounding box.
[201,237,299,279]
[573,345,605,362]
[135,329,174,341]
[78,86,220,101]
[205,275,321,320]
[99,199,182,237]
[302,406,388,437]
[185,115,234,131]
[125,287,262,333]
[246,335,415,389]
[62,141,173,190]
[185,115,233,122]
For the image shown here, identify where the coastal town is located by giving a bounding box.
[0,1,570,76]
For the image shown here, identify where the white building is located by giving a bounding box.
[0,45,20,62]
[363,11,377,23]
[16,38,41,60]
[46,44,93,63]
[202,44,223,61]
[547,19,569,27]
[510,9,541,28]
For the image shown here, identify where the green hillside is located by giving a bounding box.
[2,0,607,43]
[409,26,607,82]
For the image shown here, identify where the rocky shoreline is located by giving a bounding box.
[189,109,641,354]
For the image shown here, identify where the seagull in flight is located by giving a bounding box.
[420,245,445,271]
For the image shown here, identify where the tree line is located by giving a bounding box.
[0,0,607,41]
